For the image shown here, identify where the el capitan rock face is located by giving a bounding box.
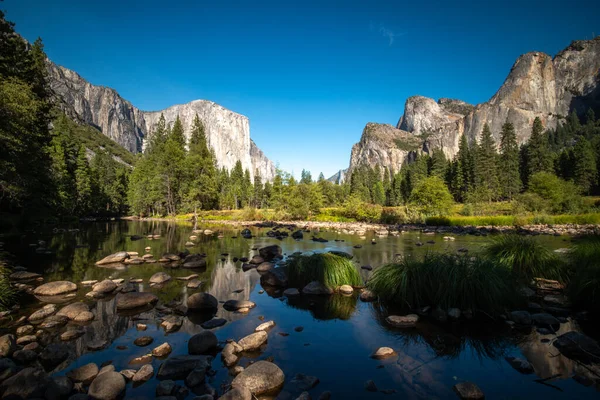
[47,62,275,181]
[345,37,600,177]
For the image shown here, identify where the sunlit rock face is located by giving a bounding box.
[47,62,275,181]
[347,37,600,174]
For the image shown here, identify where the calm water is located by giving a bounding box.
[1,221,598,399]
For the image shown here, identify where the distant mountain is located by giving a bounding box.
[47,62,276,181]
[327,168,347,184]
[345,37,600,176]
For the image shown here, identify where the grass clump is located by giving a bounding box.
[368,253,520,316]
[483,235,564,284]
[0,259,16,311]
[287,252,363,289]
[567,235,600,313]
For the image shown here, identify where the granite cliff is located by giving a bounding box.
[344,37,600,180]
[47,62,275,180]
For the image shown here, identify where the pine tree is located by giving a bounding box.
[160,121,186,214]
[300,169,312,185]
[74,145,92,215]
[498,122,522,199]
[526,117,553,179]
[457,134,474,199]
[253,170,263,208]
[572,137,597,194]
[170,115,186,148]
[473,123,499,201]
[428,149,447,178]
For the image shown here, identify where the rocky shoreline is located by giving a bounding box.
[125,216,600,237]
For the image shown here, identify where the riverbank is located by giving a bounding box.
[123,215,600,237]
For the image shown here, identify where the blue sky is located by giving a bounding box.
[5,0,600,178]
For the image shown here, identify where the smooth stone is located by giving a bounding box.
[339,285,353,295]
[33,281,77,296]
[259,268,288,287]
[149,272,172,284]
[231,361,285,395]
[156,379,177,396]
[9,271,42,281]
[553,331,600,363]
[120,369,136,380]
[283,288,300,296]
[156,355,213,380]
[39,343,70,370]
[0,334,16,357]
[136,324,147,331]
[509,311,532,326]
[60,329,85,341]
[88,371,126,400]
[16,325,34,336]
[221,343,240,367]
[386,314,419,328]
[95,252,129,265]
[73,311,94,322]
[187,279,202,289]
[87,340,108,351]
[67,362,99,384]
[238,331,268,351]
[152,342,173,357]
[259,245,282,261]
[256,262,275,272]
[223,300,256,311]
[302,281,333,295]
[531,313,560,327]
[161,316,183,333]
[16,335,37,345]
[39,315,69,329]
[56,302,90,320]
[129,354,153,365]
[371,347,397,359]
[219,386,252,400]
[291,373,320,391]
[28,304,57,321]
[184,367,206,388]
[359,289,376,302]
[92,279,117,294]
[45,376,73,400]
[0,367,49,399]
[255,321,276,332]
[13,349,37,364]
[453,382,484,399]
[187,293,218,311]
[116,292,158,310]
[188,331,218,355]
[132,364,154,383]
[200,318,227,329]
[134,336,154,347]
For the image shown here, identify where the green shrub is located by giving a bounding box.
[368,253,520,315]
[341,196,382,223]
[425,216,452,226]
[483,235,564,283]
[526,172,584,214]
[567,235,600,313]
[410,176,454,216]
[287,252,363,289]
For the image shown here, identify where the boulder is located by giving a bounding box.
[60,329,85,341]
[150,272,172,284]
[302,281,333,295]
[223,300,256,311]
[260,268,288,287]
[187,293,218,311]
[67,362,99,384]
[45,376,73,400]
[156,355,213,380]
[553,331,600,363]
[9,271,41,281]
[258,245,282,261]
[257,262,275,272]
[0,367,49,399]
[184,367,206,388]
[291,373,320,391]
[371,347,397,359]
[92,279,117,294]
[39,314,69,329]
[95,252,129,265]
[13,349,37,364]
[188,331,218,355]
[57,302,90,320]
[33,281,77,296]
[116,292,158,310]
[16,325,34,336]
[183,254,206,269]
[509,311,532,326]
[453,382,484,399]
[88,371,126,400]
[73,311,94,322]
[255,321,276,332]
[249,255,265,265]
[161,316,183,333]
[531,313,560,328]
[386,314,419,328]
[231,361,285,395]
[39,343,70,370]
[238,331,268,351]
[0,334,16,357]
[291,230,304,239]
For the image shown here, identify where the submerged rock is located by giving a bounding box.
[223,300,256,311]
[187,293,218,311]
[188,331,218,355]
[134,336,154,347]
[283,288,300,296]
[385,314,419,328]
[95,251,129,265]
[302,281,333,295]
[255,321,276,332]
[156,355,213,380]
[553,331,600,364]
[260,268,288,287]
[291,373,320,391]
[370,347,397,359]
[219,386,252,400]
[359,289,376,302]
[259,245,282,261]
[201,318,227,329]
[0,367,49,399]
[0,334,16,357]
[231,361,284,395]
[150,272,172,284]
[116,292,158,310]
[56,302,90,320]
[365,380,378,392]
[67,362,99,384]
[509,311,532,326]
[453,382,484,399]
[152,342,173,357]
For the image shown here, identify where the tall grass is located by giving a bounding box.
[286,252,363,289]
[368,253,520,315]
[483,235,564,284]
[567,235,600,313]
[0,260,16,311]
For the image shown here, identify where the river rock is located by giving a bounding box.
[219,386,252,400]
[223,300,256,311]
[0,334,16,357]
[302,281,333,295]
[255,321,276,332]
[45,375,73,400]
[260,268,288,287]
[201,318,227,329]
[150,272,172,284]
[56,302,90,320]
[161,316,183,333]
[16,335,36,345]
[339,285,353,295]
[222,342,241,367]
[67,362,99,384]
[187,293,218,311]
[188,331,218,355]
[33,281,77,296]
[231,361,284,395]
[386,314,419,328]
[9,271,41,281]
[60,328,85,341]
[505,356,534,374]
[93,279,118,294]
[184,367,206,388]
[553,331,600,363]
[509,311,532,326]
[238,331,268,351]
[39,314,69,329]
[259,245,282,261]
[0,367,49,399]
[87,339,108,351]
[531,313,560,328]
[249,255,264,265]
[371,347,397,359]
[156,355,213,380]
[13,349,37,364]
[291,373,320,391]
[257,262,275,272]
[39,343,70,370]
[153,343,172,357]
[359,289,376,302]
[95,251,129,265]
[120,369,136,380]
[16,325,34,336]
[88,371,126,400]
[453,382,484,399]
[28,304,57,321]
[134,336,154,347]
[116,292,158,310]
[282,288,300,297]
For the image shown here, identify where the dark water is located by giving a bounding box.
[1,221,598,399]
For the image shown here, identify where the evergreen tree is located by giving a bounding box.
[300,169,312,185]
[473,123,499,201]
[572,137,597,194]
[498,122,522,199]
[74,145,92,214]
[252,170,263,208]
[526,117,553,179]
[428,149,447,178]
